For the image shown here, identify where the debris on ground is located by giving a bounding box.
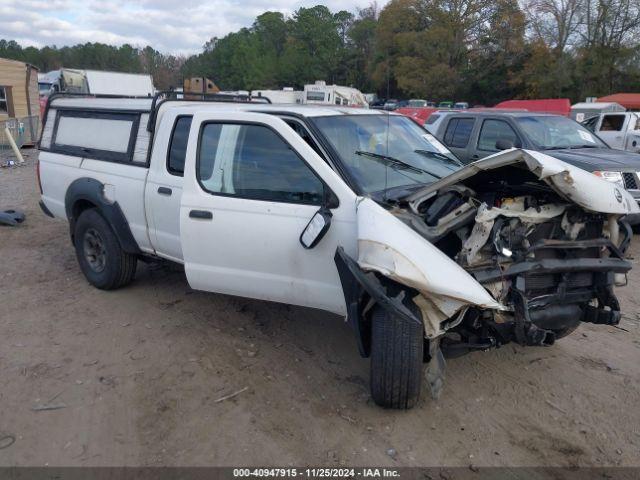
[31,403,68,412]
[0,209,25,226]
[214,386,249,403]
[0,434,16,450]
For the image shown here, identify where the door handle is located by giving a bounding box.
[189,210,212,220]
[157,187,172,196]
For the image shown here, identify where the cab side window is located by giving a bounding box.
[477,119,520,151]
[600,115,625,131]
[198,123,324,205]
[167,116,192,176]
[443,118,474,148]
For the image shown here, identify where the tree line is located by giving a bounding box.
[0,40,184,91]
[2,0,639,105]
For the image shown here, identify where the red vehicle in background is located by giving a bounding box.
[397,98,572,127]
[39,95,48,118]
[493,98,571,116]
[395,106,439,126]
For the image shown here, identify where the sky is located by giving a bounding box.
[0,0,384,56]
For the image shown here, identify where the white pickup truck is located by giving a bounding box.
[583,111,640,153]
[38,93,639,409]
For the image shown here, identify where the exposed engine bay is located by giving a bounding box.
[406,164,632,356]
[335,150,637,399]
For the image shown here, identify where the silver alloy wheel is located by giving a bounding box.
[83,228,107,273]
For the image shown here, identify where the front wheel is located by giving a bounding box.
[73,208,137,290]
[370,305,424,409]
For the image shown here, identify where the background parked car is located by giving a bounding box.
[570,101,625,122]
[369,98,386,109]
[423,110,454,133]
[453,102,469,109]
[582,111,640,153]
[439,101,453,108]
[431,110,640,224]
[383,99,399,110]
[408,99,433,107]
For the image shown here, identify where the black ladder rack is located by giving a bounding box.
[40,90,272,149]
[146,90,272,134]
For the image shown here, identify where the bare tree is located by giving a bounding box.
[526,0,584,52]
[580,0,640,49]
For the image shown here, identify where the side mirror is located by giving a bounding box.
[300,208,332,249]
[495,139,514,150]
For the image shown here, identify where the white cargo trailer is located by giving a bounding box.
[84,70,155,96]
[39,69,155,97]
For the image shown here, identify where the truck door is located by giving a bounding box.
[597,114,629,149]
[145,112,192,262]
[179,111,357,315]
[624,114,640,153]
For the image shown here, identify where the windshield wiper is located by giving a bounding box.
[414,149,461,166]
[355,150,442,178]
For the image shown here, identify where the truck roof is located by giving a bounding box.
[49,97,386,118]
[442,110,559,118]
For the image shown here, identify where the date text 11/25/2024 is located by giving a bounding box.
[233,469,400,478]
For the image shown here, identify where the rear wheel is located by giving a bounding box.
[73,208,137,290]
[370,305,424,409]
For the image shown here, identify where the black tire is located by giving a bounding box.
[73,208,137,290]
[370,305,424,409]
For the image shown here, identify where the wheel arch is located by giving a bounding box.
[334,247,424,358]
[65,177,141,255]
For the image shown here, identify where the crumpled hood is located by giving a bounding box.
[405,149,640,215]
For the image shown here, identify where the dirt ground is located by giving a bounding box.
[1,153,640,468]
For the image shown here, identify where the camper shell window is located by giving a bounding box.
[50,109,141,164]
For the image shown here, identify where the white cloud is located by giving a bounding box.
[0,0,386,55]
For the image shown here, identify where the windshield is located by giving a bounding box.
[409,100,427,107]
[516,115,607,149]
[312,114,461,195]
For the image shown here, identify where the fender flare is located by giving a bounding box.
[65,177,141,255]
[334,247,423,358]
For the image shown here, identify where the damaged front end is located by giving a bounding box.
[336,149,637,399]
